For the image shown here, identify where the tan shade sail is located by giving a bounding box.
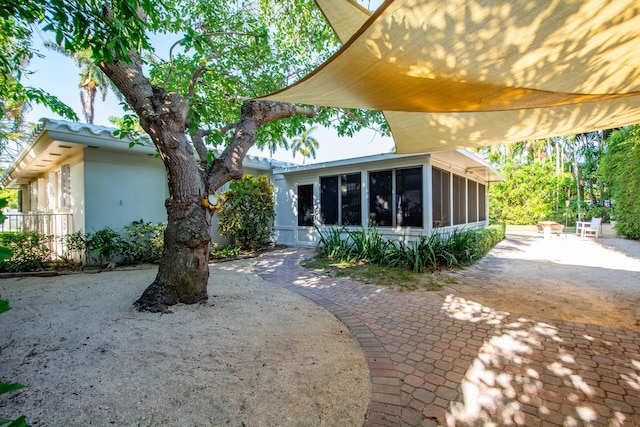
[261,0,640,153]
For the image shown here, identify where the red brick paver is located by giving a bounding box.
[254,248,640,427]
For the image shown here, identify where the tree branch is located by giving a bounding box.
[188,64,208,97]
[190,129,209,162]
[204,101,318,192]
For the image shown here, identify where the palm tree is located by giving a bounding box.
[266,136,289,158]
[291,126,319,164]
[46,44,122,124]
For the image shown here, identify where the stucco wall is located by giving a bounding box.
[82,148,168,232]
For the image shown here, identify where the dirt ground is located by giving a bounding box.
[444,232,640,331]
[0,258,370,426]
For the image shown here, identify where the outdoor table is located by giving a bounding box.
[537,221,560,240]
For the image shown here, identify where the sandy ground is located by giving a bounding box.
[445,232,640,331]
[0,258,370,426]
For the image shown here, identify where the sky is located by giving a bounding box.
[23,3,395,165]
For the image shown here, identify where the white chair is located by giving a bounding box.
[581,217,602,238]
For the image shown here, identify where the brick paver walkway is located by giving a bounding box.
[254,248,640,427]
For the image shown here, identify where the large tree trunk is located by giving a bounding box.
[99,60,215,312]
[100,58,318,312]
[134,197,212,312]
[133,118,213,313]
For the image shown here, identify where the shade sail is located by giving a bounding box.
[260,0,640,153]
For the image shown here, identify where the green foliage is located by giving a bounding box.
[0,199,12,263]
[83,221,166,265]
[218,175,275,250]
[582,205,613,224]
[600,125,640,239]
[0,232,52,272]
[0,299,30,427]
[316,224,506,273]
[85,227,126,265]
[0,220,167,271]
[210,244,242,259]
[60,231,88,260]
[0,299,10,316]
[0,190,18,210]
[121,220,166,264]
[489,159,563,224]
[0,2,77,138]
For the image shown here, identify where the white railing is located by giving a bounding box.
[1,212,74,258]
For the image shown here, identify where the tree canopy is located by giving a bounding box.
[0,2,77,151]
[5,0,388,311]
[27,0,386,153]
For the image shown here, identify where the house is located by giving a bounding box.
[1,118,502,250]
[0,119,277,244]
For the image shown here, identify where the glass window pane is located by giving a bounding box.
[369,170,392,226]
[341,173,361,225]
[468,180,478,223]
[297,184,314,226]
[432,167,450,227]
[453,174,466,225]
[396,167,423,227]
[479,183,487,221]
[320,176,338,225]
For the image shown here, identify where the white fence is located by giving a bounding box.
[0,213,74,258]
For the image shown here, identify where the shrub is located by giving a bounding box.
[0,232,52,272]
[582,205,613,224]
[316,224,505,273]
[468,223,506,261]
[218,175,275,250]
[121,220,166,264]
[85,227,127,265]
[0,220,168,271]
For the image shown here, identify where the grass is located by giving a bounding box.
[301,255,457,292]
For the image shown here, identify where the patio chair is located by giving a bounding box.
[581,217,602,238]
[551,223,564,234]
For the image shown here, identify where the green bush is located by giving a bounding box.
[121,220,166,264]
[85,227,127,265]
[316,224,505,273]
[0,232,52,272]
[468,223,506,260]
[582,205,613,224]
[600,125,640,239]
[0,220,167,271]
[218,174,275,250]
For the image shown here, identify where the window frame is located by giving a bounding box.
[319,173,362,226]
[297,183,315,227]
[431,167,451,228]
[368,166,423,229]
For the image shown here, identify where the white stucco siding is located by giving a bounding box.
[83,149,168,232]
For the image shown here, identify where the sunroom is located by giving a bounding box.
[271,150,503,247]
